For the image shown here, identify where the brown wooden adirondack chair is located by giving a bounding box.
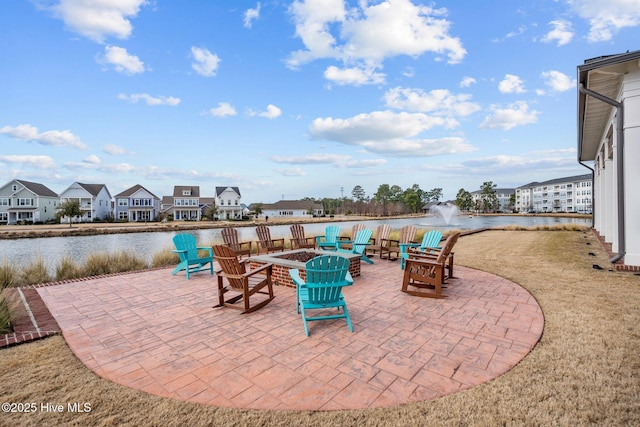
[401,232,460,298]
[255,225,285,254]
[365,224,391,259]
[212,245,275,313]
[221,227,252,258]
[383,225,417,261]
[289,224,316,249]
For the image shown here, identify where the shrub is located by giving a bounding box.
[108,251,147,273]
[0,261,17,290]
[18,257,51,286]
[56,256,83,281]
[82,251,148,277]
[0,290,11,334]
[82,252,113,277]
[151,249,180,268]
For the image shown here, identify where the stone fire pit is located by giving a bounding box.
[248,249,361,288]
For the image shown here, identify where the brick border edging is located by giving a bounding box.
[1,267,170,349]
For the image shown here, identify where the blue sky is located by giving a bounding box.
[1,1,639,203]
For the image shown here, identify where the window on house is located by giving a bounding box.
[183,190,191,196]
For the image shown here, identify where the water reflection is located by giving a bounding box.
[2,215,589,274]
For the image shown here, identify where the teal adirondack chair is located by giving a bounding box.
[171,233,214,279]
[336,228,374,264]
[399,230,443,269]
[289,255,354,336]
[315,225,341,251]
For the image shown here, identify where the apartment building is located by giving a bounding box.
[515,174,592,213]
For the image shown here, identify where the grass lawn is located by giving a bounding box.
[1,229,639,426]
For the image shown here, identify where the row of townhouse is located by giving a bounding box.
[465,174,593,214]
[515,174,592,214]
[0,180,112,225]
[0,179,246,224]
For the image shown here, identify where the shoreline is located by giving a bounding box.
[0,212,591,240]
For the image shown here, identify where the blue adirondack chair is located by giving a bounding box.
[399,230,443,269]
[171,233,214,279]
[336,228,374,264]
[289,255,354,336]
[315,225,341,251]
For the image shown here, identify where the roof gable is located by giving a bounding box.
[13,179,58,197]
[173,186,200,197]
[215,186,241,197]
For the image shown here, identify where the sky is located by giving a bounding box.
[1,1,639,204]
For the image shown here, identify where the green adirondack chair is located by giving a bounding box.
[289,255,354,336]
[315,225,341,251]
[336,228,374,264]
[171,233,214,279]
[399,230,443,269]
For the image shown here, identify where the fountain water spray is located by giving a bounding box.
[430,203,460,225]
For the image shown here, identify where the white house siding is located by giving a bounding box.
[59,183,112,222]
[215,187,242,220]
[581,55,640,268]
[622,71,640,265]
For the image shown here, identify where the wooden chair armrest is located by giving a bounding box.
[404,258,441,268]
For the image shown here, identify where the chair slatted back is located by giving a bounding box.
[255,225,274,249]
[290,224,313,248]
[212,245,246,289]
[221,227,240,249]
[324,226,340,244]
[435,232,459,264]
[350,224,365,239]
[399,226,417,244]
[352,228,373,255]
[305,255,351,305]
[375,224,391,243]
[173,233,198,260]
[420,230,443,251]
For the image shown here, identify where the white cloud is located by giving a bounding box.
[271,153,387,168]
[0,124,87,149]
[83,154,101,164]
[566,0,640,42]
[103,144,129,155]
[324,65,385,86]
[64,160,135,173]
[190,47,220,77]
[498,74,526,94]
[287,0,466,85]
[479,101,540,130]
[309,110,476,157]
[541,20,574,46]
[100,46,144,74]
[383,87,481,118]
[460,76,476,88]
[42,0,147,43]
[207,102,237,117]
[541,70,576,92]
[250,104,282,119]
[118,93,180,106]
[0,154,56,169]
[244,3,261,28]
[275,167,307,176]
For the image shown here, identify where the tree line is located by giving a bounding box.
[305,180,510,217]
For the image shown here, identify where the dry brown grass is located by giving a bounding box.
[1,230,639,426]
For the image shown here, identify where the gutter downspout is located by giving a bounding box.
[578,160,595,228]
[579,83,626,263]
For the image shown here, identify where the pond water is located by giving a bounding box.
[1,214,590,274]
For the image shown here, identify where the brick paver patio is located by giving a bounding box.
[37,259,543,411]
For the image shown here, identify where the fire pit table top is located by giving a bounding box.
[249,249,361,270]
